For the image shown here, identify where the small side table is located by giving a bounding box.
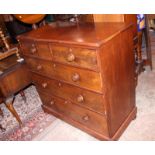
[0,54,31,130]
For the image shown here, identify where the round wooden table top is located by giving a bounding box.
[14,14,46,24]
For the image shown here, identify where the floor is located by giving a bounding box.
[32,31,155,141]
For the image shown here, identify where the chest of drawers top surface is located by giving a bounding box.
[18,22,131,47]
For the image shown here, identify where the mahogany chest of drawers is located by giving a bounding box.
[18,22,137,140]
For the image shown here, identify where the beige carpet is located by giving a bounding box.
[32,32,155,141]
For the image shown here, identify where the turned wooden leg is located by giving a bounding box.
[135,31,145,74]
[137,31,143,63]
[0,124,5,132]
[20,90,26,102]
[0,108,3,117]
[133,114,137,120]
[0,108,5,131]
[5,96,22,125]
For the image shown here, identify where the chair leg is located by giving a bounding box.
[0,108,3,117]
[0,108,6,131]
[0,124,5,132]
[20,90,26,102]
[5,96,22,125]
[137,31,143,63]
[135,31,145,74]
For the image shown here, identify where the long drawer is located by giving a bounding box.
[25,57,102,92]
[32,73,105,114]
[50,44,99,71]
[38,91,109,136]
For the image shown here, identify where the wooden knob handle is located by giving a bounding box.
[42,83,47,88]
[58,82,62,87]
[64,100,68,104]
[53,64,56,68]
[83,115,89,121]
[67,53,75,62]
[30,47,37,54]
[77,95,84,103]
[31,43,35,47]
[92,57,97,64]
[37,65,42,70]
[50,100,55,105]
[72,73,80,82]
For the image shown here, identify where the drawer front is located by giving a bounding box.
[32,73,105,114]
[21,40,38,56]
[39,91,108,136]
[36,42,52,60]
[0,64,31,97]
[26,57,102,92]
[51,45,98,71]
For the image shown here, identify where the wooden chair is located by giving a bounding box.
[0,54,31,131]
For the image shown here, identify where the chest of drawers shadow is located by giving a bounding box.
[18,22,137,140]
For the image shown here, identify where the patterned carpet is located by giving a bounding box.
[0,86,56,141]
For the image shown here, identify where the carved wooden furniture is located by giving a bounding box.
[134,15,152,72]
[0,54,31,130]
[18,22,137,140]
[143,15,152,70]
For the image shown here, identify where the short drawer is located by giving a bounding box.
[0,64,31,97]
[32,73,105,114]
[39,91,109,136]
[26,57,102,92]
[36,42,52,60]
[50,44,98,71]
[20,40,38,56]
